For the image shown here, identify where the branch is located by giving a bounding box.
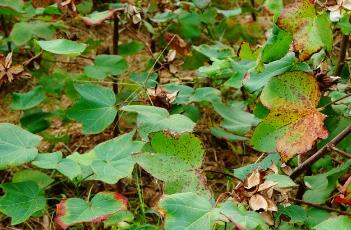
[318,92,351,110]
[331,146,351,159]
[289,198,351,217]
[290,124,351,179]
[112,13,120,137]
[334,34,349,76]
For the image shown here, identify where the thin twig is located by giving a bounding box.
[332,146,351,158]
[334,34,349,76]
[291,125,351,179]
[112,13,120,136]
[202,169,238,179]
[318,92,351,110]
[289,198,351,216]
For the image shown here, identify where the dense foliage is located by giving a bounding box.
[0,0,351,229]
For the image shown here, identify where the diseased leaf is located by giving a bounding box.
[0,123,41,169]
[251,71,327,161]
[158,192,222,230]
[36,39,87,56]
[0,181,46,225]
[55,192,127,229]
[134,132,206,194]
[277,0,332,60]
[67,84,117,134]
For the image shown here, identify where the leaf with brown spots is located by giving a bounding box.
[164,32,190,56]
[251,71,328,161]
[277,0,332,60]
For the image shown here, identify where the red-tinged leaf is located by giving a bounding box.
[333,196,351,205]
[276,108,328,161]
[32,0,56,8]
[55,192,127,229]
[164,32,190,56]
[277,0,330,60]
[82,10,117,26]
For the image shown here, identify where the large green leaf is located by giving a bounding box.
[0,181,46,225]
[36,39,87,56]
[32,152,81,180]
[158,192,222,230]
[313,216,351,230]
[55,192,127,229]
[0,123,41,169]
[134,132,206,194]
[10,22,55,46]
[251,71,327,161]
[192,42,234,61]
[303,159,351,204]
[219,200,268,230]
[84,55,128,80]
[67,84,117,134]
[90,131,144,184]
[277,0,332,60]
[120,105,195,140]
[0,0,24,14]
[11,86,46,110]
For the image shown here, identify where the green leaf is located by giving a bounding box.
[220,200,269,230]
[121,105,195,140]
[192,0,210,8]
[36,39,87,56]
[214,102,259,135]
[260,25,292,64]
[0,123,41,169]
[337,14,351,35]
[217,8,242,18]
[84,54,128,79]
[90,131,144,184]
[67,84,117,134]
[11,86,46,110]
[0,0,24,14]
[55,192,127,229]
[275,205,305,223]
[305,208,331,228]
[32,152,81,180]
[264,0,283,15]
[134,132,206,194]
[178,12,201,39]
[104,210,134,228]
[234,153,281,181]
[0,181,46,225]
[277,0,332,60]
[12,169,53,189]
[158,192,222,230]
[265,174,296,188]
[313,216,351,230]
[10,21,55,46]
[119,41,145,56]
[303,159,351,204]
[151,11,176,23]
[192,42,234,61]
[210,127,247,141]
[82,10,115,25]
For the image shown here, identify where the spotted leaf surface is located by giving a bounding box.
[251,71,327,161]
[55,192,127,230]
[277,0,332,60]
[134,132,207,194]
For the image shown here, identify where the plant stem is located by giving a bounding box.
[112,13,120,136]
[291,124,351,179]
[334,34,349,76]
[289,198,351,216]
[250,0,256,21]
[134,167,146,223]
[318,92,351,110]
[331,146,351,158]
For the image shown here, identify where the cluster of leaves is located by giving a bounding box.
[0,0,351,229]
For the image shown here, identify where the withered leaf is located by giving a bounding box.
[164,32,190,56]
[249,194,268,211]
[244,169,261,189]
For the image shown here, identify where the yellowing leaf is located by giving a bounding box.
[277,0,332,60]
[251,71,328,161]
[277,109,328,161]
